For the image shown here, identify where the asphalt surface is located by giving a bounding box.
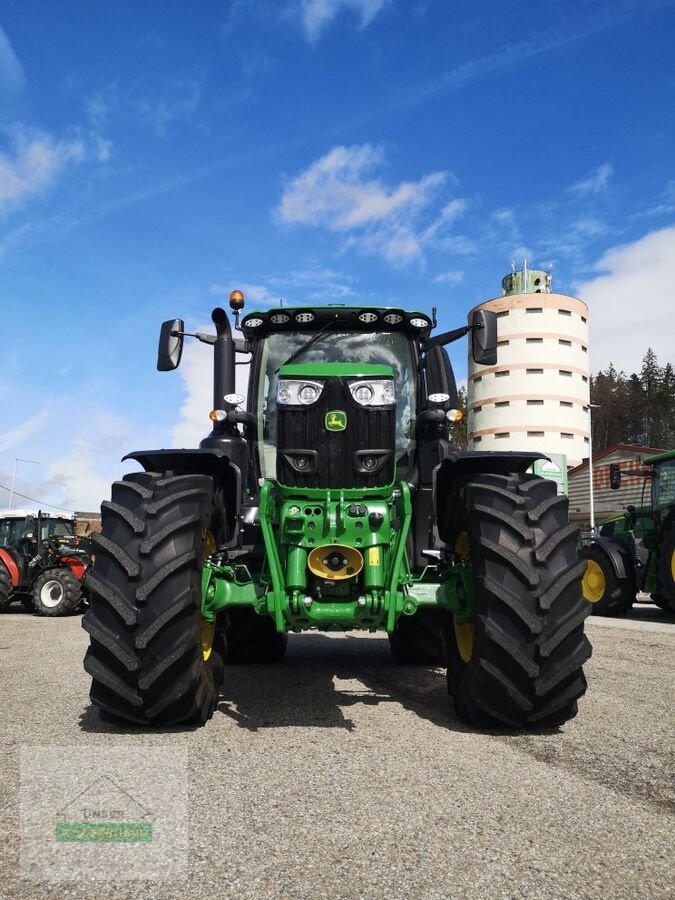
[1,602,673,899]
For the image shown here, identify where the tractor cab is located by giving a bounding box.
[650,451,675,517]
[241,308,434,483]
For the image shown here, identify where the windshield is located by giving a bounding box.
[254,330,417,479]
[0,516,32,549]
[40,520,75,541]
[652,459,675,512]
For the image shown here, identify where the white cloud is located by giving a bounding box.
[43,411,132,510]
[575,225,675,373]
[0,130,85,214]
[278,266,355,300]
[297,0,389,41]
[0,410,50,452]
[0,24,25,90]
[212,267,354,307]
[570,162,613,196]
[46,448,120,513]
[0,222,31,261]
[423,198,468,241]
[277,144,449,265]
[433,270,464,285]
[134,77,202,136]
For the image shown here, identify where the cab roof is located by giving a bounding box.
[240,306,433,339]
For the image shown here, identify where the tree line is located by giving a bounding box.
[590,349,675,453]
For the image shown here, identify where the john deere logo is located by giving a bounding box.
[325,411,347,431]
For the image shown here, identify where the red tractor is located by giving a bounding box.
[0,509,91,616]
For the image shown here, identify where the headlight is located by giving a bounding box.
[277,379,325,405]
[348,379,396,407]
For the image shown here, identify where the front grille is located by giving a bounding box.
[277,378,395,489]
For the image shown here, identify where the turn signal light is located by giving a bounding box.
[209,409,227,422]
[446,409,464,423]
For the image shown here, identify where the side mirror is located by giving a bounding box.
[157,319,184,371]
[471,309,497,366]
[609,463,621,490]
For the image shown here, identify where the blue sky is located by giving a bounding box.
[1,0,674,511]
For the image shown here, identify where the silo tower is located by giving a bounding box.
[467,264,590,467]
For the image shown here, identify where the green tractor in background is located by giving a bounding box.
[580,450,675,615]
[83,292,591,729]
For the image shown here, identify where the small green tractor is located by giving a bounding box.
[580,449,675,615]
[83,294,591,728]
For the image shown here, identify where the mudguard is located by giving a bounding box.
[0,548,20,588]
[585,536,633,581]
[433,450,548,545]
[123,448,242,543]
[60,556,87,581]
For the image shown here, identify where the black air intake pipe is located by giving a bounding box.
[211,307,236,409]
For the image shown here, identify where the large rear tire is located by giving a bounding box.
[389,608,446,664]
[32,568,83,616]
[579,545,635,616]
[653,522,675,612]
[0,563,11,612]
[443,473,592,729]
[224,608,288,663]
[83,472,225,726]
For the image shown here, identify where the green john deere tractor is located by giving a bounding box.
[581,449,675,614]
[83,293,592,728]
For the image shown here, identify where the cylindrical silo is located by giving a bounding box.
[467,266,590,467]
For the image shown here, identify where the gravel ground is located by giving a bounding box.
[1,604,673,899]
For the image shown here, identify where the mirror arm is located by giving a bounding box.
[169,330,217,345]
[423,325,469,351]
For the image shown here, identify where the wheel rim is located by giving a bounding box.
[201,530,217,661]
[582,559,605,603]
[453,530,474,662]
[40,579,64,608]
[201,620,215,661]
[453,617,474,663]
[670,549,675,584]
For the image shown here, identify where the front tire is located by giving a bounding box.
[32,568,83,616]
[579,545,635,616]
[653,522,675,612]
[83,472,225,726]
[443,473,592,729]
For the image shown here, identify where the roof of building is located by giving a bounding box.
[568,443,665,476]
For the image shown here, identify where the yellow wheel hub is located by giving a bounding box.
[453,530,474,663]
[453,617,474,663]
[201,620,215,661]
[203,530,217,559]
[670,549,675,584]
[582,559,606,603]
[201,530,217,661]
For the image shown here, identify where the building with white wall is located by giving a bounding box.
[467,266,590,467]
